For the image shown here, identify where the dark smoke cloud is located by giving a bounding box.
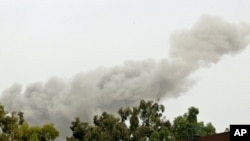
[1,15,250,140]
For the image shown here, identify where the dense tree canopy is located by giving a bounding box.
[0,104,59,141]
[66,100,216,141]
[0,100,215,141]
[172,106,216,140]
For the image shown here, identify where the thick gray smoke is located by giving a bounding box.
[1,15,250,140]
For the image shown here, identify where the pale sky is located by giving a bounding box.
[1,0,250,135]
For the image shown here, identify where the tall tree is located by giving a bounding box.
[0,104,59,141]
[67,100,216,141]
[172,106,216,140]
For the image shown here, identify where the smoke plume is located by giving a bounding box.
[1,15,250,140]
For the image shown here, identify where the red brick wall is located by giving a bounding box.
[196,132,229,141]
[179,132,229,141]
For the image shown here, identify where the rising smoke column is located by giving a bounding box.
[1,15,250,139]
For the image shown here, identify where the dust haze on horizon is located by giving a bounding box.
[1,15,250,139]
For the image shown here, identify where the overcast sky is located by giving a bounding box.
[1,0,250,138]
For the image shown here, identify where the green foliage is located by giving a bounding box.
[0,104,59,141]
[0,100,216,141]
[172,106,216,140]
[40,123,59,140]
[67,99,215,141]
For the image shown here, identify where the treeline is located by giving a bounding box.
[0,100,215,141]
[66,100,215,141]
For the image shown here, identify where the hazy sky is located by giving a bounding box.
[1,0,250,138]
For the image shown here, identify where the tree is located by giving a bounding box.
[172,106,216,140]
[40,123,59,141]
[67,100,216,141]
[0,104,59,141]
[67,112,130,141]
